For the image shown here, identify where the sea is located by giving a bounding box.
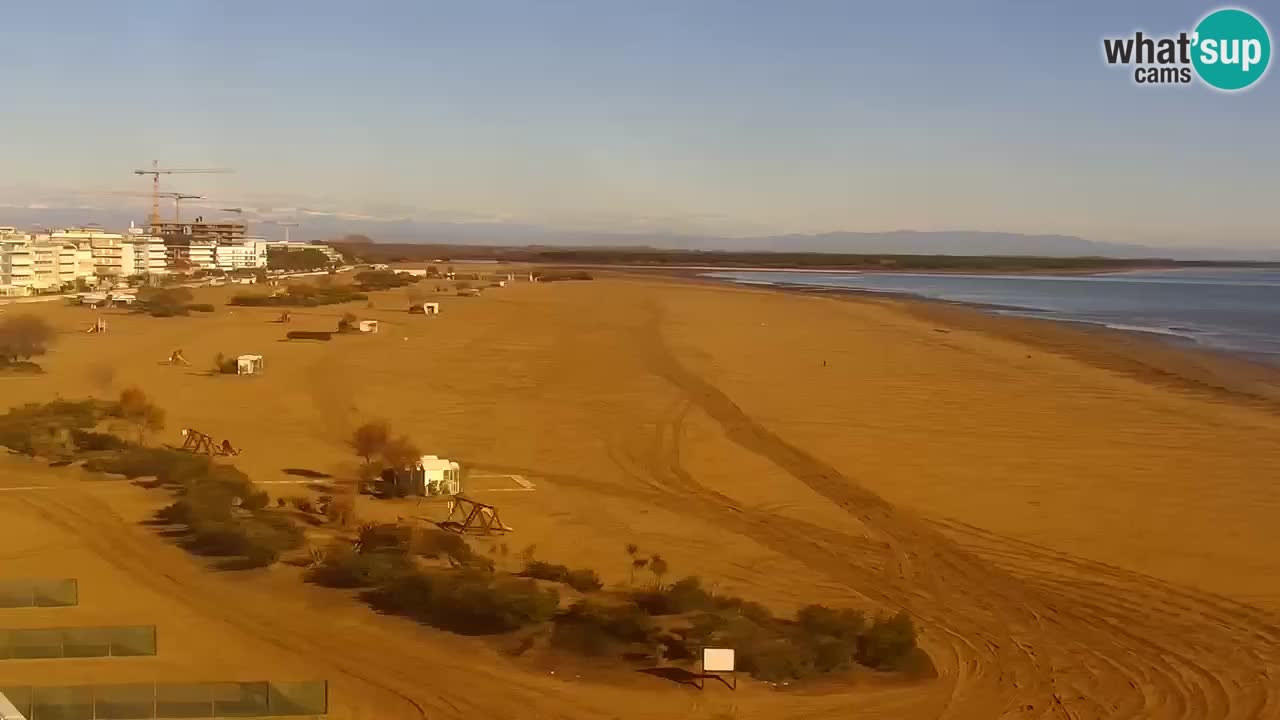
[707,268,1280,363]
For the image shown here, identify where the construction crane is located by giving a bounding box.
[264,220,300,242]
[133,161,232,227]
[102,191,205,223]
[165,193,204,223]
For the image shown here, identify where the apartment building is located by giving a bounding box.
[125,226,168,275]
[150,219,247,244]
[214,239,268,271]
[50,227,136,277]
[166,240,217,270]
[0,229,86,295]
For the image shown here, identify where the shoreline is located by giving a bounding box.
[627,270,1280,413]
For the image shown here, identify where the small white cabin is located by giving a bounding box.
[358,320,379,333]
[237,354,264,375]
[394,455,462,496]
[409,302,440,315]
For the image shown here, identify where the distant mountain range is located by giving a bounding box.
[2,205,1276,260]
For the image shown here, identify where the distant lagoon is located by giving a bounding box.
[707,268,1280,362]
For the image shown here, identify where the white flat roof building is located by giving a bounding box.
[0,229,91,295]
[215,239,268,271]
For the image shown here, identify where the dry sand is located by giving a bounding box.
[1,273,1277,719]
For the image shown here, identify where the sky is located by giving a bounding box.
[0,0,1277,248]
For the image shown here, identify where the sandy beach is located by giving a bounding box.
[1,271,1277,719]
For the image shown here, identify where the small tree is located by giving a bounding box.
[649,554,668,589]
[138,287,193,317]
[0,314,56,365]
[350,420,390,466]
[117,387,165,445]
[337,312,358,332]
[382,434,421,470]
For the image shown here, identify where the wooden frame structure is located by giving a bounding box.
[180,428,240,456]
[440,495,512,535]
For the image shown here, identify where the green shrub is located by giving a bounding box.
[522,561,601,592]
[85,447,245,491]
[632,576,715,615]
[414,528,476,565]
[551,600,656,656]
[535,270,593,282]
[0,400,115,454]
[523,560,568,583]
[213,353,238,374]
[563,568,603,593]
[354,270,419,291]
[795,604,865,642]
[307,543,415,588]
[183,512,303,567]
[857,611,917,670]
[367,569,559,635]
[138,287,193,316]
[356,523,412,554]
[229,285,366,307]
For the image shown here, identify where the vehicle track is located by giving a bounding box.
[13,488,623,720]
[632,304,1280,719]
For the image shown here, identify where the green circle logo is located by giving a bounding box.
[1193,8,1271,90]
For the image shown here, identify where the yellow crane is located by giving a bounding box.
[132,160,232,227]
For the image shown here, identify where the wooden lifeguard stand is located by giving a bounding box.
[439,496,512,536]
[180,428,240,456]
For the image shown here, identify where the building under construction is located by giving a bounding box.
[149,219,248,243]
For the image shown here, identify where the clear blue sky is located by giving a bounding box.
[0,0,1276,246]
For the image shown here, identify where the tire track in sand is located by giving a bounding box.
[14,487,622,720]
[636,305,1279,720]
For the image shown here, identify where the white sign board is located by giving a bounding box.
[702,647,736,673]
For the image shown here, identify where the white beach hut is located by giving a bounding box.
[236,354,264,375]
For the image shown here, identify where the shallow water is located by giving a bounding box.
[708,268,1280,361]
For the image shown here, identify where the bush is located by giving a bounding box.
[307,542,414,588]
[367,569,559,635]
[523,560,569,583]
[632,576,715,615]
[857,611,917,670]
[535,270,593,282]
[521,561,601,592]
[86,446,225,487]
[0,314,56,364]
[795,604,865,643]
[186,303,215,313]
[229,285,366,307]
[268,247,331,271]
[0,400,115,454]
[356,523,411,554]
[355,270,419,291]
[69,429,128,452]
[138,288,193,317]
[414,528,476,565]
[563,568,603,593]
[551,600,657,656]
[213,353,238,374]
